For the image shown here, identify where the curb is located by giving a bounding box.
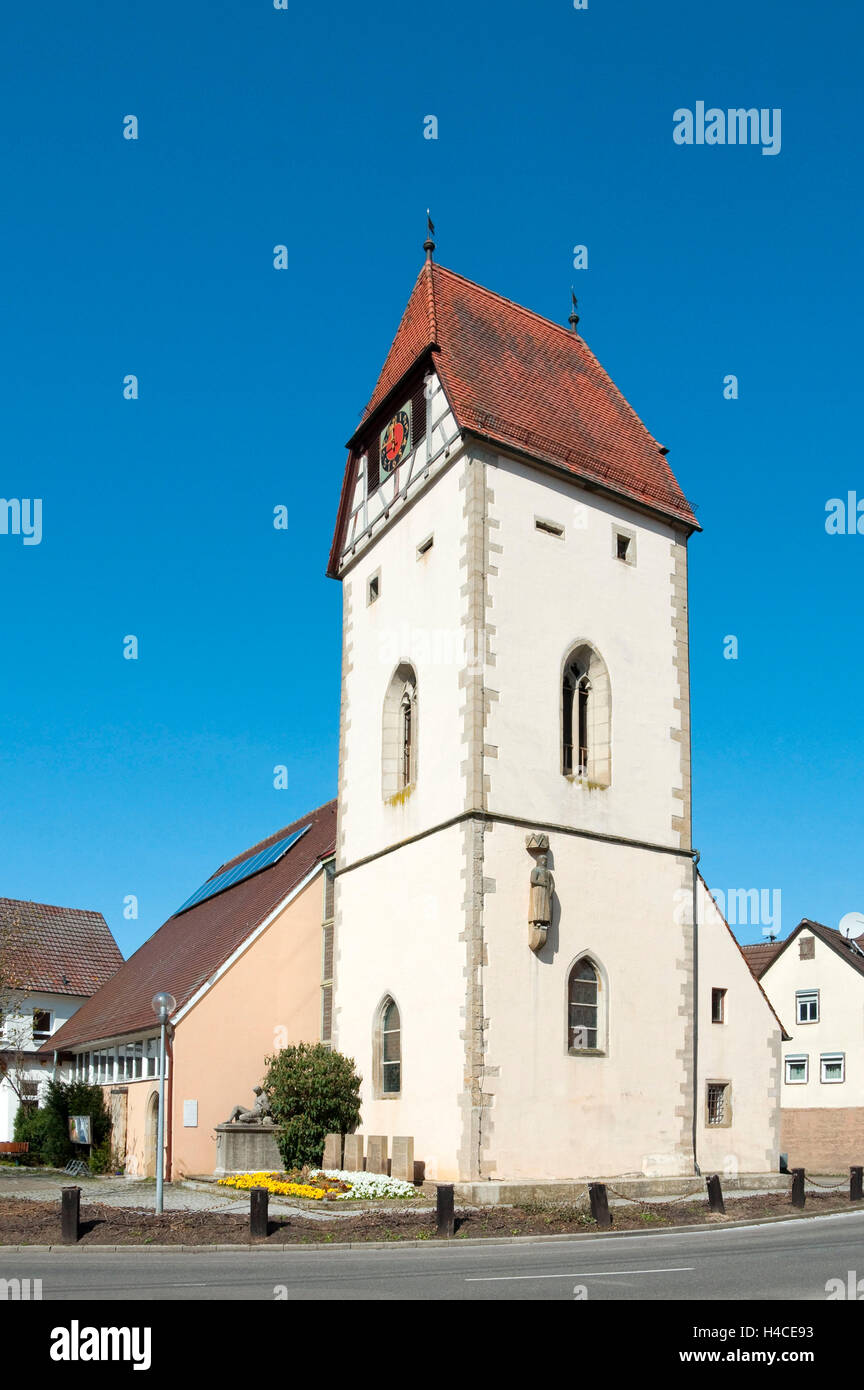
[2,1204,861,1253]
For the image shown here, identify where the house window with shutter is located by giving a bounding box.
[320,859,335,1046]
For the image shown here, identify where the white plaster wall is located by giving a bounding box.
[333,825,466,1180]
[759,931,864,1109]
[0,990,83,1141]
[339,452,468,868]
[482,825,694,1178]
[696,882,782,1173]
[485,455,683,847]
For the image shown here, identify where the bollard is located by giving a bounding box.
[436,1183,455,1237]
[706,1174,725,1214]
[250,1186,269,1240]
[851,1167,863,1203]
[589,1182,612,1229]
[61,1185,81,1245]
[790,1168,806,1209]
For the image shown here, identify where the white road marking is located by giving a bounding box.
[466,1266,694,1282]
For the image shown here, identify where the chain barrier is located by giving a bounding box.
[803,1176,847,1190]
[604,1184,701,1209]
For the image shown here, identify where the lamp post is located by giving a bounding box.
[151,991,176,1215]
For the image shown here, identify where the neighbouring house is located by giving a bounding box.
[0,898,123,1142]
[325,247,787,1180]
[743,920,864,1171]
[44,800,336,1178]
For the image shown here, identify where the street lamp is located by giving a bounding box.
[151,991,176,1215]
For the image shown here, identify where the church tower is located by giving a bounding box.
[327,247,775,1181]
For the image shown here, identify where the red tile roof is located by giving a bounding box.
[740,941,785,979]
[329,261,698,573]
[44,800,337,1052]
[0,899,123,998]
[744,919,864,983]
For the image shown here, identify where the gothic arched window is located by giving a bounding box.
[375,996,402,1097]
[568,957,606,1053]
[382,664,418,800]
[562,643,611,785]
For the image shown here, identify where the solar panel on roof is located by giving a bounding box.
[175,824,312,916]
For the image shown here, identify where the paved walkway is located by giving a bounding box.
[0,1167,354,1220]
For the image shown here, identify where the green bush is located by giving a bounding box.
[88,1138,120,1174]
[264,1042,361,1170]
[12,1105,51,1163]
[15,1080,112,1168]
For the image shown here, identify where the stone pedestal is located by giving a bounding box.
[343,1134,364,1171]
[215,1124,283,1175]
[367,1135,388,1174]
[391,1136,414,1183]
[323,1133,343,1170]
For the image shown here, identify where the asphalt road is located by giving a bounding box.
[2,1211,863,1300]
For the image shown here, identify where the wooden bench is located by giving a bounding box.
[0,1142,29,1155]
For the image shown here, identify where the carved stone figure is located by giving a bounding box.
[225,1085,275,1126]
[528,851,554,952]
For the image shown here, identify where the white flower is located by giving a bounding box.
[311,1169,415,1200]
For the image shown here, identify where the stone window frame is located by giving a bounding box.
[705,1079,732,1128]
[612,523,637,566]
[784,1054,809,1085]
[795,989,819,1024]
[534,514,565,539]
[711,987,727,1023]
[565,952,609,1057]
[367,568,381,605]
[372,994,402,1099]
[560,641,612,786]
[381,662,418,801]
[416,533,434,558]
[820,1052,845,1084]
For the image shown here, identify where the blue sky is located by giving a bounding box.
[0,0,861,956]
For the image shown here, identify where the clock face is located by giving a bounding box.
[380,406,411,474]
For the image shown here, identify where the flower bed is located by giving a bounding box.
[217,1171,349,1201]
[216,1169,416,1201]
[312,1169,416,1200]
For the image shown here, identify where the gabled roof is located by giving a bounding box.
[0,898,123,998]
[329,261,698,574]
[44,799,337,1052]
[699,874,789,1039]
[743,918,864,983]
[740,941,785,979]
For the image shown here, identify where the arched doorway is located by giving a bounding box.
[144,1090,160,1179]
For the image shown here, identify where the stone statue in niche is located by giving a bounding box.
[225,1085,275,1126]
[526,833,554,952]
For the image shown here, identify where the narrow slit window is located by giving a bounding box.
[616,533,630,560]
[367,572,380,605]
[416,534,434,557]
[535,517,564,538]
[711,988,726,1023]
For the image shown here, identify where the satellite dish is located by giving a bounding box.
[838,911,864,940]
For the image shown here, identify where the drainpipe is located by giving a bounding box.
[691,849,701,1176]
[51,1049,58,1083]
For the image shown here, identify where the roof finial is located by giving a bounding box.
[424,209,436,263]
[568,287,580,332]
